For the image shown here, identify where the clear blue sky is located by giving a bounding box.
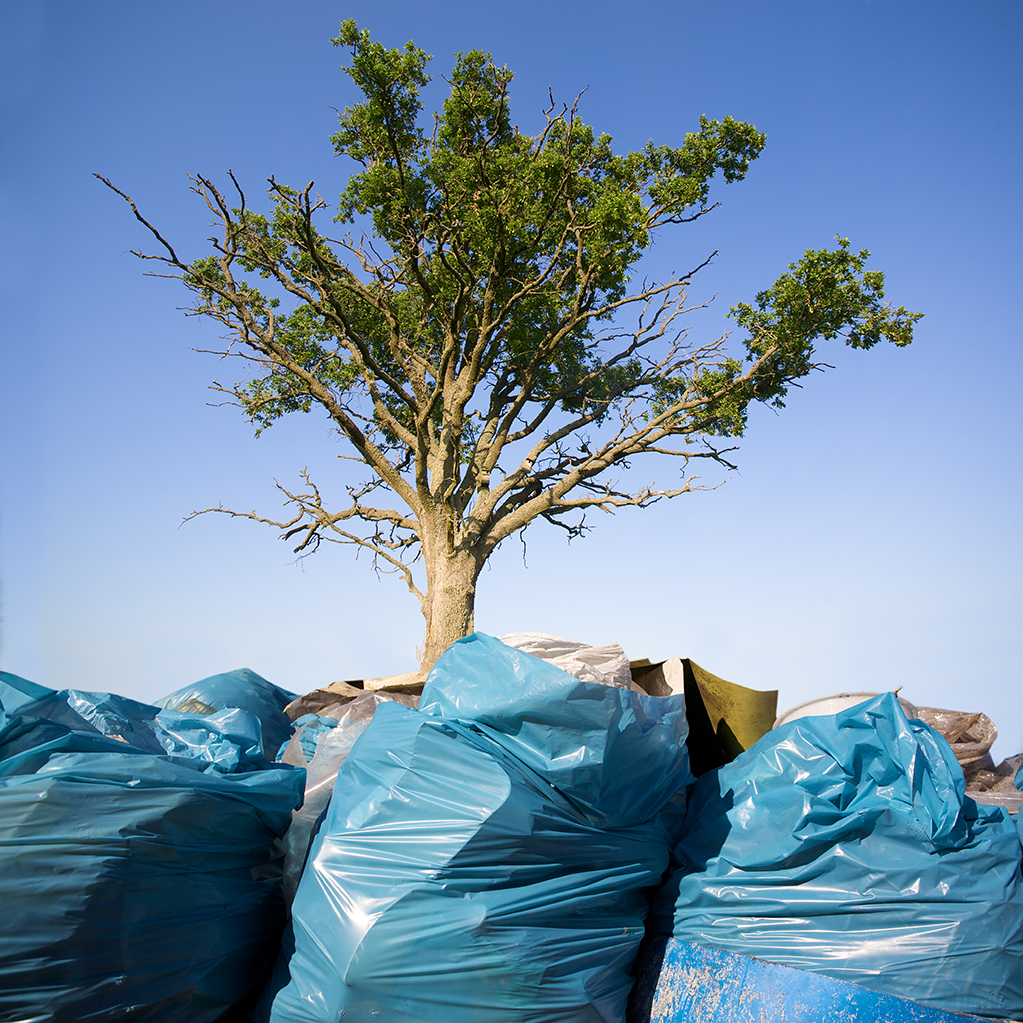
[2,1,1021,759]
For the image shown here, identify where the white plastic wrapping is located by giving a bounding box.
[497,632,635,689]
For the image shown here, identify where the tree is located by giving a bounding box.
[100,22,922,670]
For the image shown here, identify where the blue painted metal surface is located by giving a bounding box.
[628,938,998,1023]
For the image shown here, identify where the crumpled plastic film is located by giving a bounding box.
[156,666,298,759]
[0,682,304,1023]
[277,692,405,904]
[497,632,634,689]
[653,692,1023,1020]
[0,670,53,713]
[1017,757,1023,847]
[266,633,692,1023]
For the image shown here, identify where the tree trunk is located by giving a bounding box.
[419,540,483,672]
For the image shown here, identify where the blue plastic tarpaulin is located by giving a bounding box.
[0,670,52,714]
[276,695,405,905]
[0,678,305,1023]
[1017,758,1023,847]
[266,633,692,1023]
[156,666,298,759]
[653,692,1023,1020]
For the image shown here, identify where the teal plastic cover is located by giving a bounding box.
[0,682,305,1023]
[653,692,1023,1019]
[266,633,692,1023]
[0,670,53,713]
[155,666,298,759]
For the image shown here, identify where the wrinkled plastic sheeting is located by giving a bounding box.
[4,682,270,772]
[1018,758,1023,846]
[653,693,1023,1020]
[156,666,298,759]
[498,631,635,690]
[914,705,1023,815]
[915,705,997,774]
[277,692,411,904]
[0,679,305,1023]
[0,670,52,715]
[267,633,693,1023]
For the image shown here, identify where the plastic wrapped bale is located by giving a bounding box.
[266,633,692,1023]
[651,692,1023,1020]
[155,667,298,759]
[0,679,305,1023]
[277,692,418,904]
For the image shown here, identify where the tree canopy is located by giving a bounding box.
[101,21,922,669]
